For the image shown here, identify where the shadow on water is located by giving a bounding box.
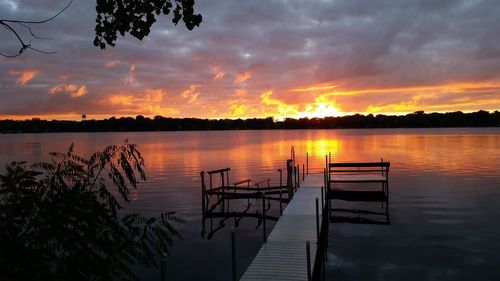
[199,162,298,240]
[198,158,300,280]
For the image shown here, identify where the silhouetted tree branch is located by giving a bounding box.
[1,0,202,57]
[0,0,74,57]
[94,0,202,49]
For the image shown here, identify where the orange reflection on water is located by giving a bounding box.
[305,139,340,159]
[103,129,500,191]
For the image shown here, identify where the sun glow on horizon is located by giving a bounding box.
[294,102,343,119]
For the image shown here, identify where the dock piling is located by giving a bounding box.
[306,241,311,281]
[315,198,319,241]
[160,252,168,281]
[297,164,300,188]
[231,228,236,281]
[262,193,267,243]
[306,152,309,174]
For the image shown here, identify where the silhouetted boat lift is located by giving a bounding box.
[199,147,391,281]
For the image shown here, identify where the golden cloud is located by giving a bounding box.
[234,88,247,97]
[234,71,251,83]
[105,88,179,116]
[180,84,200,104]
[49,84,88,98]
[290,83,337,93]
[259,91,343,119]
[260,91,299,119]
[9,70,39,85]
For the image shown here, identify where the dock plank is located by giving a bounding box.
[240,174,324,281]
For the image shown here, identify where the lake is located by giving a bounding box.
[1,128,499,280]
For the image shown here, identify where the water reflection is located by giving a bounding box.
[328,161,391,226]
[1,128,500,280]
[200,165,294,240]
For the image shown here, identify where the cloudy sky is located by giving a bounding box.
[1,0,500,120]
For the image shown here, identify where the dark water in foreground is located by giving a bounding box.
[1,128,499,280]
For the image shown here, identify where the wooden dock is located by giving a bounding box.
[240,173,327,281]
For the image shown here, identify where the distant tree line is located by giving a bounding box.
[1,110,499,133]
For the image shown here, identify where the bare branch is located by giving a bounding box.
[0,0,74,58]
[1,0,74,24]
[17,22,52,40]
[28,46,57,55]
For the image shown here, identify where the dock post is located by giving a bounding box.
[220,171,225,211]
[294,164,297,189]
[200,171,206,217]
[297,164,300,188]
[278,168,283,215]
[303,164,305,181]
[321,186,324,212]
[279,189,283,215]
[287,159,293,199]
[262,193,267,243]
[306,241,311,281]
[315,198,319,241]
[306,152,309,174]
[160,252,168,281]
[231,228,237,281]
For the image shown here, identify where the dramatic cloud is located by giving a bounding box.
[49,84,88,98]
[1,0,500,120]
[234,71,251,83]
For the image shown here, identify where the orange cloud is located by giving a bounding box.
[260,91,299,119]
[9,70,39,85]
[59,74,70,81]
[49,84,88,98]
[212,66,225,81]
[290,83,337,92]
[259,91,343,120]
[329,82,500,97]
[106,89,179,116]
[109,94,134,106]
[366,97,500,114]
[283,81,500,115]
[296,93,343,118]
[181,84,200,104]
[234,71,251,83]
[234,88,247,97]
[229,103,248,116]
[105,60,122,68]
[125,64,136,84]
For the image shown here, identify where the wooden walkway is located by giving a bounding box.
[240,174,325,281]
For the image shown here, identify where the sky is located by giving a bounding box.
[1,0,500,120]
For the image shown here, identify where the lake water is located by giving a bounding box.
[1,128,499,280]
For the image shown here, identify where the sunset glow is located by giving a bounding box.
[1,0,500,120]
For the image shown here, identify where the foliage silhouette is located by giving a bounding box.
[0,140,184,281]
[94,0,202,49]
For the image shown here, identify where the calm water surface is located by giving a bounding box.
[1,128,499,280]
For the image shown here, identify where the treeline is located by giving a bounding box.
[1,110,499,133]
